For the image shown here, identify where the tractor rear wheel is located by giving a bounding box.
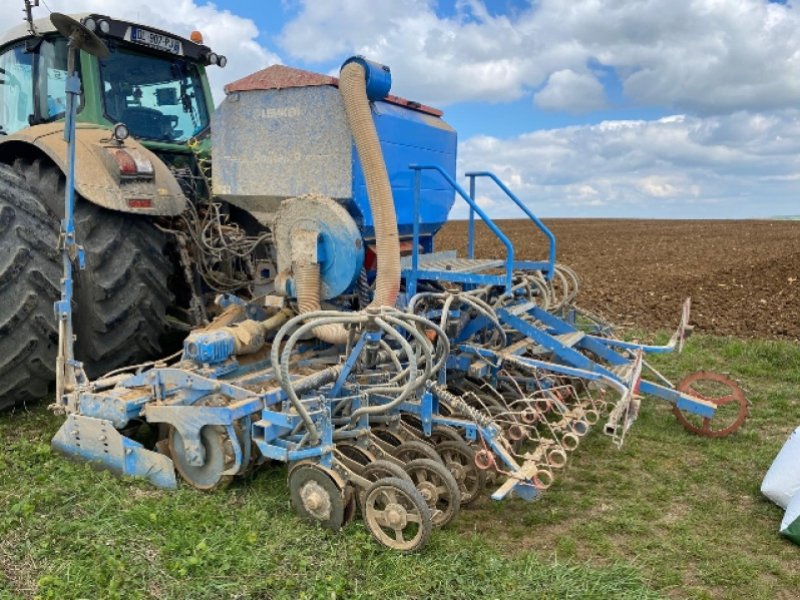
[0,159,179,408]
[71,196,177,377]
[0,164,61,408]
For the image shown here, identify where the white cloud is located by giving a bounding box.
[456,110,800,218]
[279,0,800,114]
[534,69,607,113]
[1,1,281,104]
[5,1,796,219]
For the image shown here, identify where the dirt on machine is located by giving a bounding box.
[0,6,748,552]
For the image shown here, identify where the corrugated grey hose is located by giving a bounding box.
[293,62,401,344]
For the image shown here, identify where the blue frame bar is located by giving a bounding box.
[468,176,476,259]
[409,164,514,293]
[465,171,556,279]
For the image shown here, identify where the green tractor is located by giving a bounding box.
[0,11,227,408]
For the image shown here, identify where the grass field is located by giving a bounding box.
[1,333,798,599]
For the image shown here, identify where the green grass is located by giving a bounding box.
[1,334,798,599]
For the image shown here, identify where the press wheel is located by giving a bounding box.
[357,459,412,509]
[393,440,443,465]
[436,440,486,506]
[169,425,233,491]
[288,463,347,530]
[363,477,432,553]
[403,458,461,528]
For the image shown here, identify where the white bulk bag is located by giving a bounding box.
[761,426,800,509]
[780,491,800,545]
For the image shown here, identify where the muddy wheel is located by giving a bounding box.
[169,425,234,491]
[71,199,177,378]
[0,164,60,408]
[0,158,179,408]
[673,370,748,437]
[363,477,432,553]
[403,458,461,528]
[357,459,412,509]
[436,440,487,506]
[288,463,347,530]
[17,158,179,378]
[429,424,464,445]
[393,440,443,466]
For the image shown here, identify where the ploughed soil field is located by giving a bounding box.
[436,219,800,340]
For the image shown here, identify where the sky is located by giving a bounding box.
[3,0,799,219]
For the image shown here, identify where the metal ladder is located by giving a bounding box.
[402,165,557,297]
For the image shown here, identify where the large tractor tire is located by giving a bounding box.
[0,158,178,409]
[71,197,177,377]
[0,164,61,408]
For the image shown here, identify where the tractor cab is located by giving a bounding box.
[0,13,220,152]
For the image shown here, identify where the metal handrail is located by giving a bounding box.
[465,171,556,278]
[409,164,514,292]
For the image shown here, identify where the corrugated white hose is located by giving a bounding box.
[294,262,350,344]
[292,62,401,344]
[340,62,401,307]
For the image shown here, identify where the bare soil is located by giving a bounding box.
[436,219,800,340]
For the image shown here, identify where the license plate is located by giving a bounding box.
[126,27,183,55]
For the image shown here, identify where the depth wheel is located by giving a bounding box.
[673,370,748,437]
[288,463,347,530]
[371,427,405,448]
[357,459,412,509]
[363,477,432,553]
[393,440,443,465]
[429,425,464,445]
[169,425,234,491]
[436,440,486,506]
[403,458,461,528]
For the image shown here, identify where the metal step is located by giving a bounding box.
[401,255,505,274]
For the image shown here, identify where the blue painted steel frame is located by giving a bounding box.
[452,302,716,419]
[465,171,557,280]
[407,164,515,297]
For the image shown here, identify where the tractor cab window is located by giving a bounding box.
[99,46,210,143]
[0,44,34,135]
[37,37,72,122]
[0,37,78,135]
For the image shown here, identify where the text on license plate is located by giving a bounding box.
[128,27,183,55]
